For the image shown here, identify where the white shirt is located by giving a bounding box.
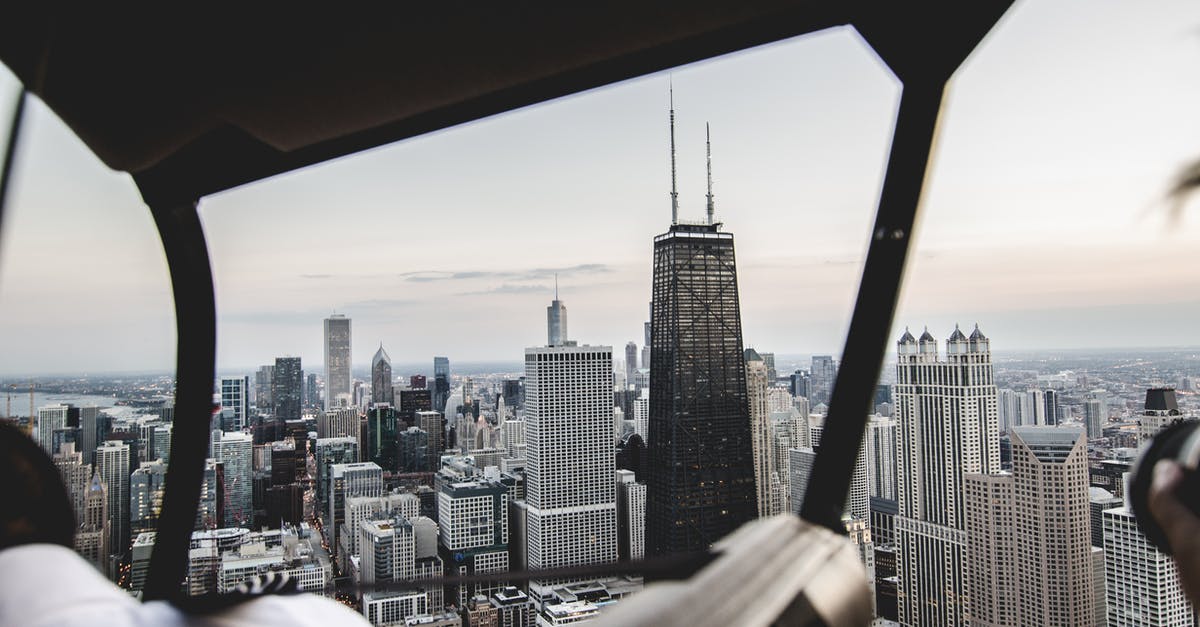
[0,543,371,626]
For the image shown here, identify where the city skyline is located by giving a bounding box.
[2,1,1200,375]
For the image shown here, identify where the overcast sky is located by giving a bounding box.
[3,0,1200,376]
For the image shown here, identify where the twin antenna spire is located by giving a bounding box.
[668,79,716,226]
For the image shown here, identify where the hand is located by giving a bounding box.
[1149,459,1200,604]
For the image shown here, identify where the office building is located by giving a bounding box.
[95,439,131,559]
[75,471,109,572]
[524,299,617,571]
[211,430,253,528]
[78,406,105,466]
[965,427,1092,626]
[272,356,303,421]
[645,113,755,555]
[745,349,777,518]
[37,404,76,455]
[398,427,430,473]
[372,344,394,406]
[624,342,638,390]
[367,406,400,472]
[1139,387,1184,447]
[1104,504,1193,626]
[894,325,999,626]
[220,376,251,431]
[327,462,384,563]
[319,407,360,440]
[255,364,274,412]
[399,388,433,425]
[437,465,510,606]
[810,356,836,406]
[433,357,451,416]
[130,459,169,535]
[616,469,646,562]
[324,314,353,410]
[1084,391,1108,441]
[866,414,897,502]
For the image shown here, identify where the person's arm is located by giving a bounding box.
[1148,459,1200,604]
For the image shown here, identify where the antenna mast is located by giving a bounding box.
[669,80,679,225]
[706,122,714,225]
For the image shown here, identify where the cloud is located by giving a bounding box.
[400,264,612,283]
[457,284,551,296]
[299,273,333,280]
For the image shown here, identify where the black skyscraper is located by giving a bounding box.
[272,357,303,421]
[644,99,756,556]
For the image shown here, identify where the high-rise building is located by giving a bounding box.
[220,376,251,431]
[398,427,430,473]
[1104,504,1193,626]
[437,464,510,606]
[372,344,394,406]
[75,470,110,572]
[272,357,303,421]
[965,427,1092,626]
[255,364,274,412]
[130,459,169,535]
[37,404,77,456]
[1020,389,1046,427]
[894,325,999,626]
[306,372,320,409]
[616,469,646,562]
[433,357,451,416]
[416,410,444,470]
[810,356,836,406]
[367,406,400,472]
[315,436,359,508]
[644,113,756,554]
[53,442,91,526]
[745,349,777,518]
[1138,387,1182,447]
[324,314,353,410]
[319,407,360,439]
[399,388,432,426]
[1042,389,1061,426]
[866,414,897,502]
[546,293,568,347]
[211,430,253,528]
[327,462,384,562]
[624,342,638,390]
[524,299,616,571]
[95,439,131,560]
[410,374,427,390]
[760,352,777,385]
[1084,390,1108,440]
[78,406,105,466]
[998,388,1021,433]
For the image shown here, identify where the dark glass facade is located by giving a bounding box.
[272,357,303,421]
[645,222,757,556]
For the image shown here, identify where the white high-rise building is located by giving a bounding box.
[328,462,383,564]
[95,440,131,559]
[1104,504,1193,626]
[36,404,72,455]
[788,447,817,516]
[998,388,1021,433]
[1020,389,1046,427]
[211,430,253,528]
[319,407,360,439]
[632,389,648,440]
[1084,390,1108,440]
[524,300,617,572]
[866,414,897,501]
[219,376,251,431]
[616,469,646,561]
[895,325,999,627]
[324,314,353,410]
[745,349,778,517]
[965,426,1093,626]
